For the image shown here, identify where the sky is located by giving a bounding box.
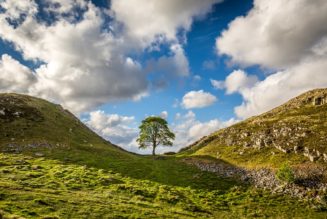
[0,0,326,154]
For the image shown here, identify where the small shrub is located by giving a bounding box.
[163,152,176,155]
[34,199,49,206]
[276,163,295,183]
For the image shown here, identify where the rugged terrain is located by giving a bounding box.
[180,89,327,203]
[181,89,327,164]
[0,92,326,218]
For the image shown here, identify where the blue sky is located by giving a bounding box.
[89,0,253,122]
[0,0,326,153]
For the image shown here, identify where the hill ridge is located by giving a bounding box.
[0,92,131,156]
[180,88,327,165]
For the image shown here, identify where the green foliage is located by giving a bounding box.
[137,116,175,155]
[276,163,295,183]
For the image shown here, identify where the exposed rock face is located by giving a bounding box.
[201,121,326,163]
[313,95,327,106]
[182,89,327,163]
[0,95,44,122]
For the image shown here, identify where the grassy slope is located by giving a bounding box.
[180,89,327,169]
[0,93,326,218]
[1,153,325,219]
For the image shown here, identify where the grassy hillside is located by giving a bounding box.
[0,93,326,218]
[180,89,327,169]
[0,93,127,155]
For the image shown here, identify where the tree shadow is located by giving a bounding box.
[1,145,245,191]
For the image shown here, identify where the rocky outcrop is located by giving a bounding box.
[205,121,327,163]
[183,158,327,202]
[0,95,44,122]
[312,95,327,106]
[1,141,68,153]
[182,89,327,164]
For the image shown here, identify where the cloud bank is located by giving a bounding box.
[85,110,139,152]
[0,0,220,113]
[215,0,327,119]
[172,111,237,152]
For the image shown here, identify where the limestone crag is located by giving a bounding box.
[183,89,327,163]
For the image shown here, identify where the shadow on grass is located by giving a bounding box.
[2,144,244,191]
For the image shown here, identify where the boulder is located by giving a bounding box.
[34,152,44,157]
[274,145,289,153]
[309,155,316,162]
[294,146,299,153]
[254,138,265,149]
[323,154,327,162]
[241,132,250,138]
[225,138,233,146]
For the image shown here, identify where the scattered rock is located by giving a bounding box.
[225,138,233,146]
[309,155,316,162]
[0,108,5,115]
[13,111,21,117]
[34,152,44,157]
[184,158,327,203]
[294,146,298,153]
[274,145,289,153]
[323,154,327,162]
[254,138,265,149]
[313,96,327,106]
[31,165,41,170]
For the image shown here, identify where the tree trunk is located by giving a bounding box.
[152,144,156,156]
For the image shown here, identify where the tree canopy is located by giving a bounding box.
[136,116,175,155]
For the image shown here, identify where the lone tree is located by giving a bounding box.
[137,116,175,156]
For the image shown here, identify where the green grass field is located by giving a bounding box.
[1,151,326,219]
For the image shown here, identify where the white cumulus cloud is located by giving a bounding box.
[216,0,327,68]
[171,111,238,152]
[182,90,217,109]
[211,70,258,94]
[234,58,327,119]
[0,54,36,93]
[86,110,237,154]
[215,0,327,119]
[111,0,222,47]
[0,0,148,113]
[85,110,140,152]
[145,43,190,84]
[0,0,222,113]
